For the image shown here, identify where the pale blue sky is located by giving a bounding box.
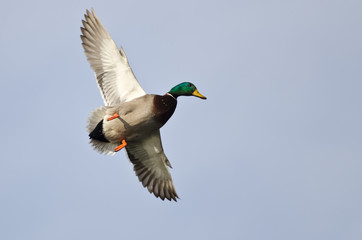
[1,0,362,239]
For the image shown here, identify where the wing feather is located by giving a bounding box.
[81,9,146,105]
[125,130,179,201]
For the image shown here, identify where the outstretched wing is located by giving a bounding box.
[125,130,179,201]
[81,9,146,105]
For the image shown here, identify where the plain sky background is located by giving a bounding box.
[1,0,361,239]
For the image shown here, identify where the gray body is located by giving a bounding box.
[102,95,160,143]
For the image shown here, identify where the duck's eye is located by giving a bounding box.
[188,83,192,87]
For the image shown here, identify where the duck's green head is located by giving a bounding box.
[168,82,207,99]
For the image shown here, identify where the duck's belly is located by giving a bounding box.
[102,103,160,143]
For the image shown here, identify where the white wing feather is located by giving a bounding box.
[81,9,146,105]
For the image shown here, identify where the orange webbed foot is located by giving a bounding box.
[107,113,119,121]
[115,140,127,152]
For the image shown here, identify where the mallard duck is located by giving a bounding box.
[80,10,206,201]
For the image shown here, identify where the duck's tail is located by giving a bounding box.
[87,106,117,155]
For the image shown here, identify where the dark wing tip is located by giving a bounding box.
[134,164,180,202]
[125,141,180,202]
[151,180,179,202]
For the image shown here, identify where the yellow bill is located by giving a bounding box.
[192,89,207,99]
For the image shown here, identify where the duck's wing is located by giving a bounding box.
[81,9,146,105]
[125,130,179,201]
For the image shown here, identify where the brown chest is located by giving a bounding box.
[152,94,177,126]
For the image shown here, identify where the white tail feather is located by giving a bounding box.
[87,106,117,155]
